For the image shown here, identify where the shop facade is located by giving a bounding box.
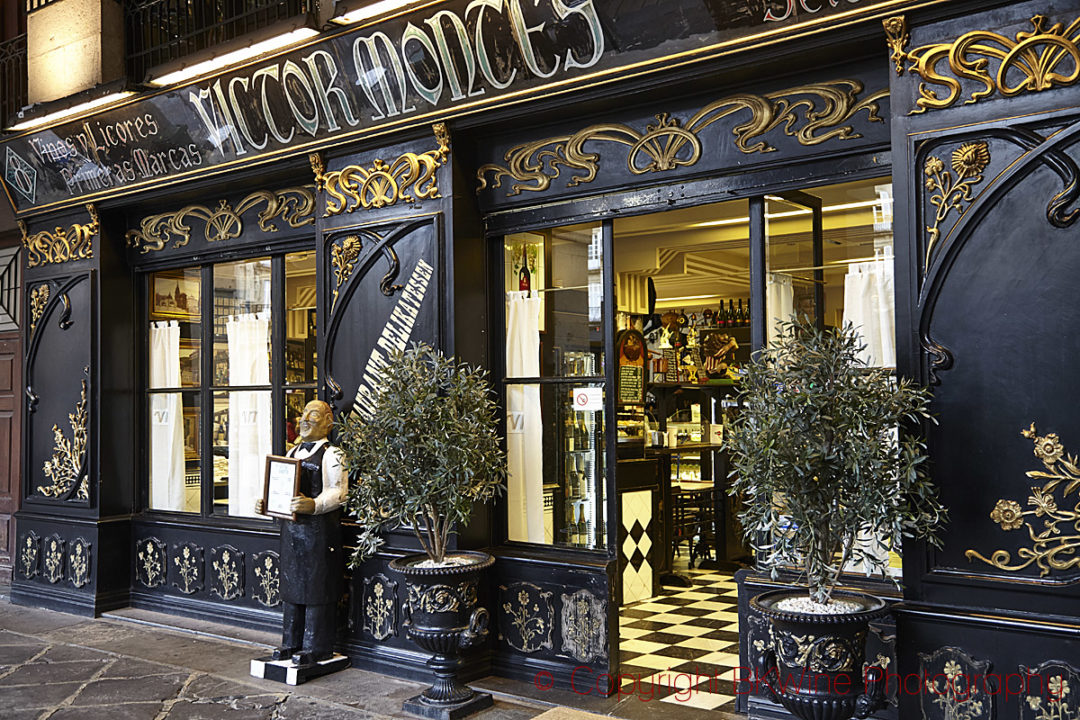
[4,0,1080,718]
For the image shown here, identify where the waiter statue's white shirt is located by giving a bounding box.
[286,439,347,515]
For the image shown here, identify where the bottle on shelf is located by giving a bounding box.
[717,302,728,328]
[728,299,737,328]
[518,245,531,292]
[737,298,746,326]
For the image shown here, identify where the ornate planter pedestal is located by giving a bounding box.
[751,589,889,720]
[390,551,494,720]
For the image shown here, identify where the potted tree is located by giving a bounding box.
[726,319,947,720]
[336,343,506,719]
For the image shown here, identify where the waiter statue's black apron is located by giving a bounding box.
[278,442,343,663]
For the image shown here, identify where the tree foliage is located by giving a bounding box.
[726,319,947,604]
[337,344,507,566]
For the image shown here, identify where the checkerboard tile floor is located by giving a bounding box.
[618,569,741,712]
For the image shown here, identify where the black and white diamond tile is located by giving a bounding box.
[619,569,740,712]
[620,490,654,603]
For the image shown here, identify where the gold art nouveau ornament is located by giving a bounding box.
[476,80,886,196]
[922,141,991,269]
[966,423,1080,576]
[37,378,89,501]
[126,186,315,252]
[19,204,98,267]
[330,235,363,311]
[29,284,49,337]
[884,14,1080,113]
[311,123,451,216]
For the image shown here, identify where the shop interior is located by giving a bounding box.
[504,176,896,709]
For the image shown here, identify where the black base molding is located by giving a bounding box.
[339,639,492,686]
[490,652,616,697]
[10,581,129,617]
[128,589,280,632]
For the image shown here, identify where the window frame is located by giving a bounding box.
[140,246,318,523]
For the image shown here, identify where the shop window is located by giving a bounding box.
[503,223,607,549]
[146,251,316,517]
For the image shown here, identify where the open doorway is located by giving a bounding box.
[611,176,896,714]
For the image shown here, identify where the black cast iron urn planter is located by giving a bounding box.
[750,589,889,720]
[390,550,495,720]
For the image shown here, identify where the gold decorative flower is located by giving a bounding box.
[924,157,944,176]
[943,660,962,680]
[1034,433,1064,464]
[951,142,990,179]
[1029,487,1058,517]
[883,16,906,36]
[1029,696,1043,710]
[1049,675,1070,699]
[990,500,1024,530]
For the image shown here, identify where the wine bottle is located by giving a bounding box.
[518,245,531,291]
[717,301,728,328]
[737,298,746,326]
[728,299,737,328]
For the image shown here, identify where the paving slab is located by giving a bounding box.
[0,679,86,708]
[163,698,280,720]
[69,672,192,706]
[48,702,167,720]
[3,658,111,684]
[0,641,47,665]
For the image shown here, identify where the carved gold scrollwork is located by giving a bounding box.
[771,626,864,673]
[29,284,49,337]
[125,186,315,252]
[477,80,886,196]
[885,13,1080,113]
[330,235,363,312]
[966,423,1080,578]
[19,204,98,267]
[311,122,451,216]
[37,378,88,501]
[923,141,991,270]
[407,580,477,614]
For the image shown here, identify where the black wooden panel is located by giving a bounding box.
[23,273,92,507]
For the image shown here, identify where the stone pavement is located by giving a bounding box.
[0,594,544,720]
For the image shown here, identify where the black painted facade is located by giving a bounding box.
[6,0,1080,716]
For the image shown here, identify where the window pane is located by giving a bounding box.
[149,392,199,513]
[507,381,606,549]
[149,268,201,389]
[766,178,895,366]
[286,251,317,384]
[213,390,272,518]
[505,223,604,379]
[213,258,271,386]
[285,388,317,446]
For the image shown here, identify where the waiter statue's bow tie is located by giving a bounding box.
[298,441,316,452]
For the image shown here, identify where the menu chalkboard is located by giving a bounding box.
[616,329,646,405]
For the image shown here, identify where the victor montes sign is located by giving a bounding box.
[1,0,903,216]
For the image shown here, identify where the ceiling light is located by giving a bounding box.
[147,27,320,87]
[691,198,886,228]
[6,91,136,132]
[332,0,430,25]
[658,294,724,303]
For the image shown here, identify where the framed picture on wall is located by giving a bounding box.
[183,409,199,459]
[153,276,200,319]
[179,339,199,386]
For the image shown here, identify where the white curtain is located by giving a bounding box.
[506,290,544,543]
[842,248,896,367]
[766,273,794,348]
[149,321,186,511]
[227,312,272,518]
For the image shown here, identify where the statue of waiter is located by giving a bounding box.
[255,399,346,667]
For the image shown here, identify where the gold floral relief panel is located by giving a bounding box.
[918,646,994,720]
[172,543,204,595]
[252,551,280,608]
[1020,661,1080,719]
[498,582,554,654]
[68,538,91,589]
[966,423,1080,580]
[42,534,65,584]
[36,377,89,502]
[560,589,606,664]
[19,531,39,579]
[363,573,397,641]
[885,14,1080,115]
[136,537,166,588]
[210,545,244,601]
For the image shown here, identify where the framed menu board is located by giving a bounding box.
[616,329,646,405]
[263,456,301,521]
